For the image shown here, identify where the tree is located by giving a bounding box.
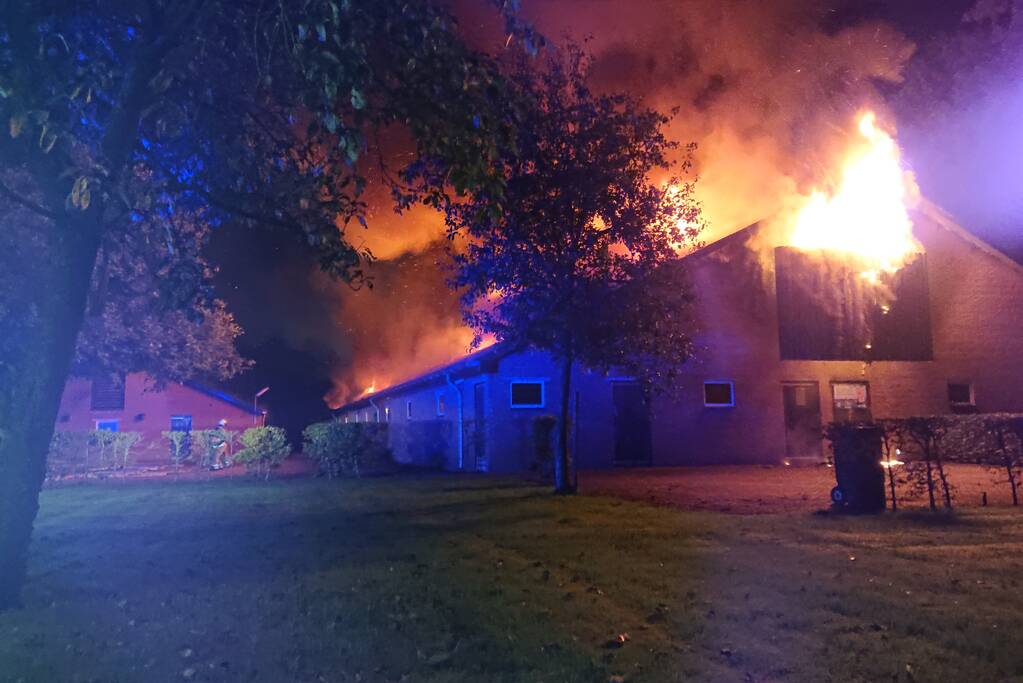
[439,47,703,494]
[0,0,533,609]
[72,208,250,381]
[902,416,955,510]
[234,426,291,480]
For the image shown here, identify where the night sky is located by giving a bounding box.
[210,0,1022,433]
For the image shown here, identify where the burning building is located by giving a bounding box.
[336,198,1023,471]
[335,111,1023,471]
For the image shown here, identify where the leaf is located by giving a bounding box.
[323,112,338,133]
[350,88,365,110]
[69,176,89,209]
[9,115,23,138]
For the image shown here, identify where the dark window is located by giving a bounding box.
[510,381,544,407]
[704,382,735,407]
[948,382,976,414]
[406,400,413,419]
[90,374,126,410]
[436,393,446,416]
[832,382,871,423]
[776,248,933,361]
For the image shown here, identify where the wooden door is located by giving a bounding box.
[472,383,488,472]
[612,382,652,465]
[782,382,822,463]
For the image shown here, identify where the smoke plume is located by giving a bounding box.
[323,0,923,404]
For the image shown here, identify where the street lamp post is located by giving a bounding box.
[254,386,270,425]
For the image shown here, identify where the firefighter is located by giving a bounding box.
[210,419,231,471]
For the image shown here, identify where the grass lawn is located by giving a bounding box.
[3,476,1023,682]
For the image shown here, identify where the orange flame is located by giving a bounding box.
[362,379,377,396]
[788,111,922,279]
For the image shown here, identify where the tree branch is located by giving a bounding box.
[0,180,59,221]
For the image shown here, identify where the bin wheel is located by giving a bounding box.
[831,486,846,504]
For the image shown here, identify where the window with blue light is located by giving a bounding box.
[95,419,119,432]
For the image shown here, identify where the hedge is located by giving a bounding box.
[302,421,391,478]
[827,413,1023,510]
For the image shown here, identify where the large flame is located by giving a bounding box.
[788,112,922,279]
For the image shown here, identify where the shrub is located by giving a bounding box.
[163,431,191,465]
[47,430,142,477]
[112,431,142,469]
[302,421,390,478]
[47,431,92,478]
[828,413,1023,511]
[233,426,290,479]
[943,413,1023,506]
[90,429,120,468]
[190,429,226,468]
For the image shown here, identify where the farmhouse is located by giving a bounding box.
[335,201,1023,473]
[55,372,263,463]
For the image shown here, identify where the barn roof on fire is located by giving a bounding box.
[333,200,1021,414]
[335,343,514,412]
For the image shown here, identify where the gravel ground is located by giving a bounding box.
[579,463,1016,514]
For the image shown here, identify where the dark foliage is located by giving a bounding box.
[829,414,1023,512]
[438,45,703,492]
[0,0,533,609]
[303,420,391,478]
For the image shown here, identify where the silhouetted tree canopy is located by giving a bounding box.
[0,0,536,609]
[441,46,704,492]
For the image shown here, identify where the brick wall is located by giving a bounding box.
[55,373,258,463]
[336,209,1023,470]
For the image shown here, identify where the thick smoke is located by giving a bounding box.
[320,241,474,407]
[323,0,921,404]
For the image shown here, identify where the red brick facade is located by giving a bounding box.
[55,373,260,463]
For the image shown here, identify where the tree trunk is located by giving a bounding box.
[0,216,101,610]
[924,459,936,511]
[935,457,953,510]
[554,355,575,495]
[884,447,898,512]
[1007,464,1019,507]
[997,431,1018,506]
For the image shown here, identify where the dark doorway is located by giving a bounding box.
[782,382,822,463]
[612,382,653,465]
[472,383,488,472]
